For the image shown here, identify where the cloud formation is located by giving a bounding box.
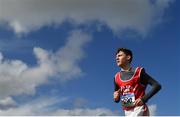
[0,97,17,110]
[52,108,119,116]
[0,30,91,99]
[0,0,171,35]
[0,96,119,116]
[0,96,67,115]
[148,104,157,116]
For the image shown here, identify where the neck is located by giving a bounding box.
[121,64,131,71]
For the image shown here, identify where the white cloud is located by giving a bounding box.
[0,97,17,110]
[0,96,119,116]
[73,98,88,108]
[148,104,157,116]
[52,108,119,116]
[0,96,67,115]
[0,30,91,100]
[0,0,171,36]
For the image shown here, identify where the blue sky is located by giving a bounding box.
[0,0,179,116]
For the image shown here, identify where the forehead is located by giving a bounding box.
[116,51,125,56]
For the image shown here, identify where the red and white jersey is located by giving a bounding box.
[115,67,146,110]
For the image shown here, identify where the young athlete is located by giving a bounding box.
[113,48,161,116]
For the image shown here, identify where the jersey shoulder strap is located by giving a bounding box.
[133,66,143,79]
[114,72,120,84]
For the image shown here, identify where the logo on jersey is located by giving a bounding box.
[120,85,135,107]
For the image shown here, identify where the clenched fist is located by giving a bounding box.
[113,89,121,101]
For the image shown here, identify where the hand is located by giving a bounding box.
[134,98,144,106]
[113,89,121,101]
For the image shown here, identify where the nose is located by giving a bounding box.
[116,57,119,61]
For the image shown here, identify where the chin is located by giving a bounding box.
[117,63,122,67]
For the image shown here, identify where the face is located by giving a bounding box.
[116,51,130,67]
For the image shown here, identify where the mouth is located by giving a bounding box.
[116,61,120,64]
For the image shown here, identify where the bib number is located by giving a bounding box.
[121,93,135,107]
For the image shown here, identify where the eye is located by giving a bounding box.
[118,55,122,57]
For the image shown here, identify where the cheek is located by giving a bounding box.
[120,57,128,64]
[119,57,125,62]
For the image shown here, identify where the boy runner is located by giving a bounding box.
[113,48,161,116]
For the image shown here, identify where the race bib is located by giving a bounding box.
[121,93,135,107]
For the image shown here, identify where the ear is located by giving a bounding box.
[126,55,131,61]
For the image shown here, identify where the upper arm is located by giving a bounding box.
[140,68,161,87]
[114,77,119,91]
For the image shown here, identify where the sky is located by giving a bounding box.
[0,0,179,116]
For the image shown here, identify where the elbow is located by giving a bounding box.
[159,84,162,90]
[156,83,162,91]
[114,100,120,103]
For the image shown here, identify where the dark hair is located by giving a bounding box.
[116,48,133,63]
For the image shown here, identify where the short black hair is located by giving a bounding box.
[116,48,133,63]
